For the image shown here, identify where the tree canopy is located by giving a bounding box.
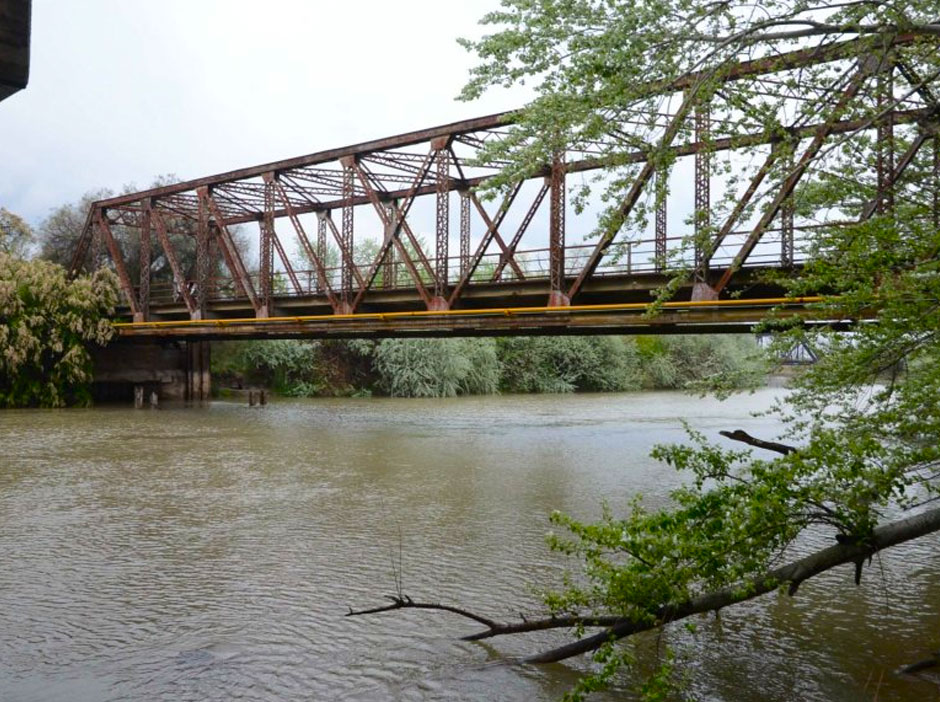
[351,1,940,697]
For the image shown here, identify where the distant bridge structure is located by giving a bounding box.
[69,34,938,344]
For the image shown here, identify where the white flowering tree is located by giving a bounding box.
[0,253,118,407]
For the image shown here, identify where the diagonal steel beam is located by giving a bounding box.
[447,183,522,307]
[200,188,260,314]
[67,209,96,276]
[699,144,783,274]
[351,153,436,309]
[491,182,549,281]
[567,88,699,300]
[95,210,139,317]
[319,210,365,291]
[152,209,198,318]
[860,131,932,220]
[262,174,302,296]
[271,179,339,309]
[468,191,526,279]
[713,56,880,294]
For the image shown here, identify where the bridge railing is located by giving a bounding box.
[142,225,810,308]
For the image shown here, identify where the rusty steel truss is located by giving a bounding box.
[70,34,940,333]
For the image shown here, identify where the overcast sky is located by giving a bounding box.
[0,0,522,227]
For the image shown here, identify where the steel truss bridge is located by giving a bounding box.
[69,35,939,340]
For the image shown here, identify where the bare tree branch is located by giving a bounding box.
[348,507,940,665]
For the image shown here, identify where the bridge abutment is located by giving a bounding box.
[91,340,211,405]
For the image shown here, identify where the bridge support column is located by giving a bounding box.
[548,152,569,307]
[91,340,205,404]
[185,340,211,403]
[432,137,451,302]
[259,176,276,319]
[693,100,711,286]
[459,190,470,279]
[655,168,667,271]
[196,189,210,319]
[340,156,356,311]
[137,199,152,323]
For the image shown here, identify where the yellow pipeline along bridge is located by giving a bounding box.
[112,297,840,341]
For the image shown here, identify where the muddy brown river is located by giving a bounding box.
[1,390,938,701]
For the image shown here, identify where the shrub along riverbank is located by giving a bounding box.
[211,335,766,398]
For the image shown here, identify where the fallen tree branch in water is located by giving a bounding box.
[898,650,940,676]
[719,429,797,455]
[347,506,940,664]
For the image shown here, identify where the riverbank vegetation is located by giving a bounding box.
[211,334,765,398]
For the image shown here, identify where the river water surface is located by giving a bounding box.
[1,390,938,701]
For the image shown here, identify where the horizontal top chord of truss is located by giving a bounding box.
[71,31,940,325]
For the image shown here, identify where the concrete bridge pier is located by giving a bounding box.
[91,339,211,405]
[185,340,211,403]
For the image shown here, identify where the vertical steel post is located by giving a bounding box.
[138,198,152,322]
[691,99,719,300]
[775,141,795,267]
[95,210,139,317]
[90,217,103,270]
[459,189,470,280]
[316,211,328,292]
[259,174,275,318]
[383,201,397,289]
[195,186,210,320]
[876,65,895,214]
[339,157,355,313]
[548,152,569,306]
[655,169,667,272]
[431,139,450,309]
[694,101,711,277]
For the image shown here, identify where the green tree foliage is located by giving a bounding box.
[212,339,321,395]
[0,208,33,258]
[373,338,500,398]
[498,336,639,393]
[0,254,118,407]
[635,335,765,391]
[213,335,762,399]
